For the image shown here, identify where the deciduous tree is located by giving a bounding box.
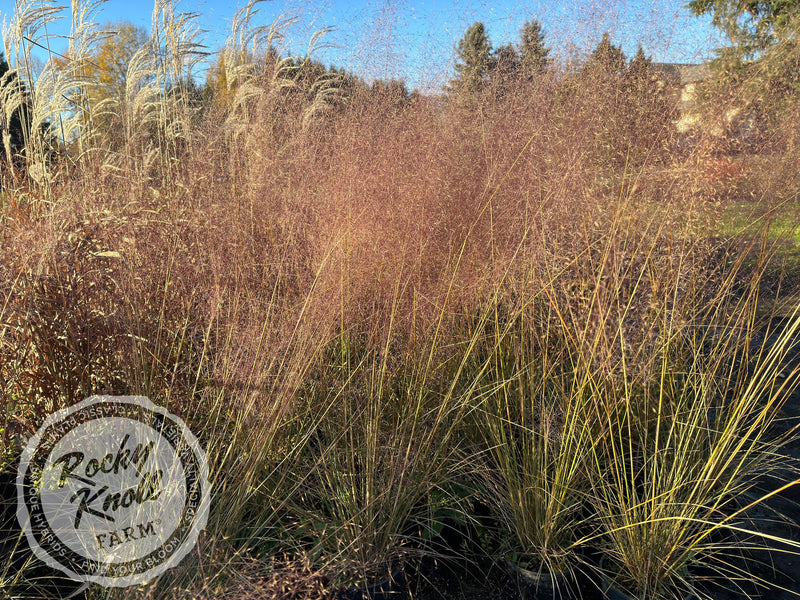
[52,21,150,144]
[58,21,151,113]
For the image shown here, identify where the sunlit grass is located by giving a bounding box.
[1,1,800,599]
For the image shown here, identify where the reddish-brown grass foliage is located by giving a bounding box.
[0,54,720,429]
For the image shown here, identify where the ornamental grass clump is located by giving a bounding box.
[467,300,594,586]
[284,262,501,588]
[2,1,800,598]
[567,214,800,599]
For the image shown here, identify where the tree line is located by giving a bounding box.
[0,19,659,167]
[2,2,798,185]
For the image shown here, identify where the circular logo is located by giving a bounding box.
[16,395,210,587]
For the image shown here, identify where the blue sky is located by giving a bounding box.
[2,0,726,92]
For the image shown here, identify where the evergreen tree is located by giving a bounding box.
[519,19,550,80]
[586,33,627,78]
[369,78,410,104]
[576,37,656,171]
[623,46,675,162]
[687,0,799,55]
[489,43,520,92]
[0,53,57,186]
[688,0,799,118]
[626,46,652,82]
[447,22,492,100]
[204,45,282,109]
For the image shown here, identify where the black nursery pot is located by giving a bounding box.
[600,579,698,600]
[598,557,698,600]
[504,559,577,600]
[338,564,407,600]
[1,466,88,599]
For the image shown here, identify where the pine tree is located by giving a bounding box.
[489,43,520,91]
[687,0,799,55]
[688,0,799,117]
[623,46,674,163]
[447,22,492,100]
[519,19,550,80]
[576,35,631,171]
[626,46,651,83]
[586,33,627,78]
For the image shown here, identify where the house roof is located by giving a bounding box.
[651,63,711,86]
